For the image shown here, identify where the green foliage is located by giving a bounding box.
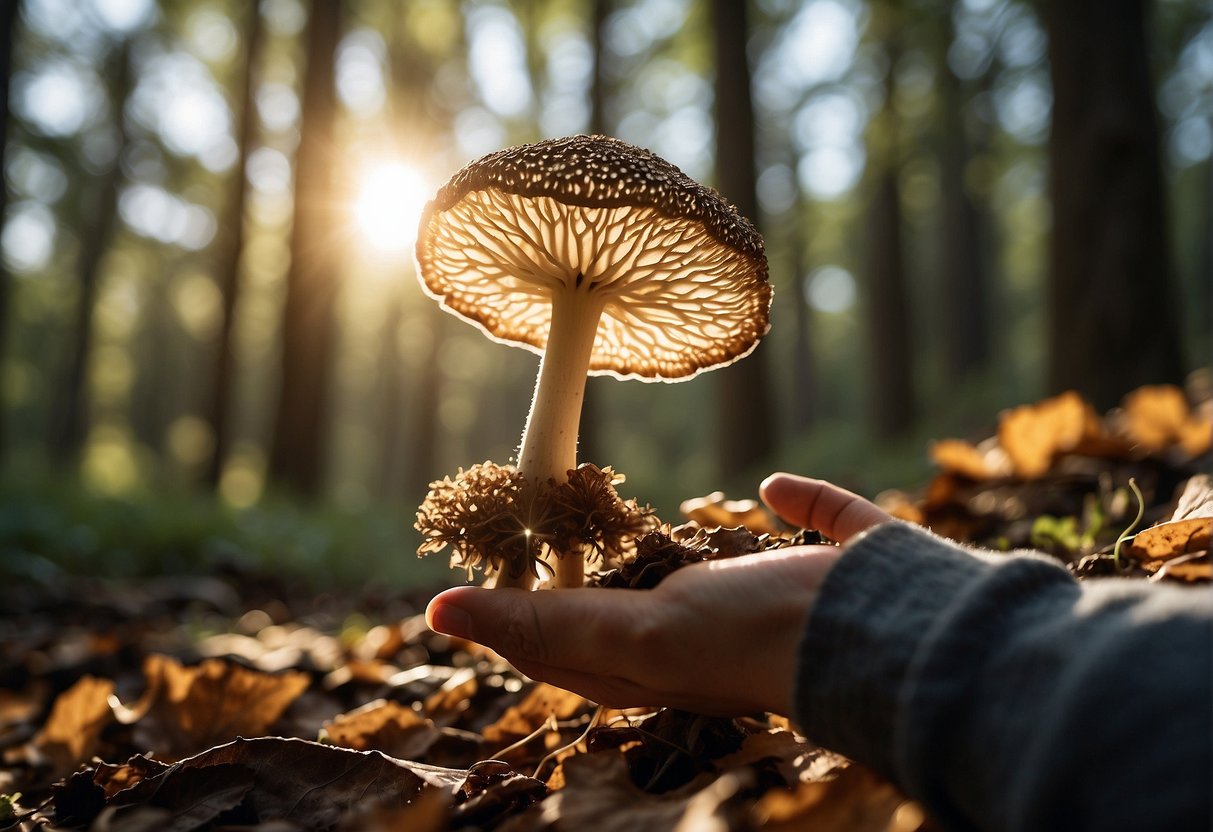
[0,472,456,591]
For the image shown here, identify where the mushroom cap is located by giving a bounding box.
[415,135,771,381]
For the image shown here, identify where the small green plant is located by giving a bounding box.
[1112,478,1145,571]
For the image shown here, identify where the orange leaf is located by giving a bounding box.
[929,439,1007,481]
[1120,384,1210,457]
[998,391,1099,479]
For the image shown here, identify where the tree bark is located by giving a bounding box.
[204,2,264,489]
[711,0,776,483]
[864,14,914,439]
[0,0,20,461]
[937,19,991,384]
[578,0,612,468]
[1043,0,1185,410]
[268,0,343,497]
[50,40,132,468]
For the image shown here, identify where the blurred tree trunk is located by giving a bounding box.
[578,0,612,468]
[711,0,776,483]
[937,18,991,385]
[864,17,914,439]
[1043,0,1185,410]
[0,0,20,462]
[789,194,815,434]
[205,2,264,489]
[377,37,439,501]
[129,272,174,456]
[50,40,132,468]
[268,0,343,498]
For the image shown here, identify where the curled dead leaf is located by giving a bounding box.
[679,491,777,534]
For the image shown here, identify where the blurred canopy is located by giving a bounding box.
[2,0,1210,525]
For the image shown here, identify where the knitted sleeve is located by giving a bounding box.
[793,521,1212,832]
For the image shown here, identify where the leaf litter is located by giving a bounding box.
[2,381,1209,830]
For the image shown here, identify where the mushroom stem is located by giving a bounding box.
[516,283,606,588]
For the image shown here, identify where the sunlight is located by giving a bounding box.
[353,160,429,256]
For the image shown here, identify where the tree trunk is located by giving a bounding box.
[0,0,20,462]
[711,0,776,484]
[578,0,612,468]
[788,197,815,434]
[867,168,915,437]
[1043,0,1185,410]
[50,40,132,468]
[863,15,914,439]
[268,0,343,498]
[205,2,264,489]
[937,19,991,384]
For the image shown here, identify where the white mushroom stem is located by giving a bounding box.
[513,282,606,589]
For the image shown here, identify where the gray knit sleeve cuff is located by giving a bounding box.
[791,521,1066,778]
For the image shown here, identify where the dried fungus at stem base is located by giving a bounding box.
[414,461,656,582]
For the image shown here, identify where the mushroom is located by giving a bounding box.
[415,135,770,589]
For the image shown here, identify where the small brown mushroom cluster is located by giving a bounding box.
[413,135,771,589]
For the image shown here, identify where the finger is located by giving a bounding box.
[759,472,892,543]
[426,585,639,673]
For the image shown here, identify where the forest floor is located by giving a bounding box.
[1,384,1209,831]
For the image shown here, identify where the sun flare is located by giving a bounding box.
[353,161,430,255]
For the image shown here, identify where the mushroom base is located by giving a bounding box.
[414,461,657,588]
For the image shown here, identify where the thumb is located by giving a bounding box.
[759,472,892,543]
[426,585,635,672]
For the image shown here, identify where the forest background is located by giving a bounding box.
[1,0,1209,589]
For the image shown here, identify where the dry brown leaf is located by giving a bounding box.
[929,439,993,481]
[1121,385,1193,452]
[1130,475,1213,562]
[1148,551,1211,582]
[32,675,115,778]
[323,699,450,762]
[753,763,905,832]
[1130,517,1212,561]
[998,391,1100,479]
[135,654,310,759]
[505,750,742,832]
[712,729,840,786]
[482,682,590,745]
[680,491,778,534]
[423,666,479,726]
[112,737,464,828]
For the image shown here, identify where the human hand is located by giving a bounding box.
[425,473,891,716]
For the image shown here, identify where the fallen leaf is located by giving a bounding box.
[998,391,1100,479]
[32,675,115,778]
[482,682,590,747]
[135,654,311,759]
[929,439,1009,481]
[1129,475,1213,565]
[503,751,741,832]
[112,737,464,829]
[1120,385,1201,454]
[322,699,456,762]
[679,492,777,534]
[754,763,905,832]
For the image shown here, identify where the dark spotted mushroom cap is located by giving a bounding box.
[415,135,771,381]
